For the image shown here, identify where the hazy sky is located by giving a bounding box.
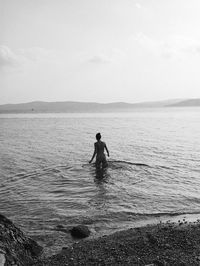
[1,0,200,104]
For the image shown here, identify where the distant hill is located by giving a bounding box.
[167,98,200,107]
[0,101,135,113]
[0,98,197,113]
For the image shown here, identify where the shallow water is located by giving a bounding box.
[0,108,200,255]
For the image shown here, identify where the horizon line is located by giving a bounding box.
[0,97,192,106]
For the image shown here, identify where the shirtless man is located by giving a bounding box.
[89,133,109,167]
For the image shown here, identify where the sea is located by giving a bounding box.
[0,107,200,255]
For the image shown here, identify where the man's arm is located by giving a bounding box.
[89,143,97,163]
[105,144,109,157]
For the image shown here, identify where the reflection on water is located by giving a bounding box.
[88,162,110,182]
[95,165,110,181]
[93,166,110,210]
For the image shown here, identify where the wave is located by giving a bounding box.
[10,164,73,181]
[122,210,200,218]
[108,160,151,167]
[11,160,151,182]
[54,211,200,230]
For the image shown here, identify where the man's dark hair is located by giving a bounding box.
[96,132,101,141]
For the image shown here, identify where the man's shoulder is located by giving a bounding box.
[95,141,105,145]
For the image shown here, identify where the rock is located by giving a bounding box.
[0,213,43,265]
[70,225,90,238]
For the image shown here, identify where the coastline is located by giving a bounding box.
[1,213,200,265]
[36,218,200,266]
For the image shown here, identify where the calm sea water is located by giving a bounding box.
[0,108,200,255]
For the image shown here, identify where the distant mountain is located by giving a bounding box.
[0,101,135,113]
[0,98,195,113]
[167,98,200,107]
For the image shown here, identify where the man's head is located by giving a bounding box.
[96,132,101,141]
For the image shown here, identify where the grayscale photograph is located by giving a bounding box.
[0,1,200,265]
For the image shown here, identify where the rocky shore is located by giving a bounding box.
[0,214,43,266]
[1,213,200,265]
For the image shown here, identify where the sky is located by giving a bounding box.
[1,0,200,104]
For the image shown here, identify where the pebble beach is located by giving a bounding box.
[34,219,200,266]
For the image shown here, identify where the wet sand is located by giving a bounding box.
[36,219,200,266]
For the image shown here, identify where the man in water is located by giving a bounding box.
[89,133,109,168]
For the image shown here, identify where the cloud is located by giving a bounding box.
[0,45,19,68]
[173,36,200,54]
[134,33,200,58]
[18,47,56,62]
[134,33,176,58]
[88,54,111,64]
[0,45,59,71]
[87,49,125,65]
[135,33,159,52]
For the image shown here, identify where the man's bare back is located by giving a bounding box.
[89,133,109,167]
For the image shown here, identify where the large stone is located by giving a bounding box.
[0,214,43,265]
[70,225,90,238]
